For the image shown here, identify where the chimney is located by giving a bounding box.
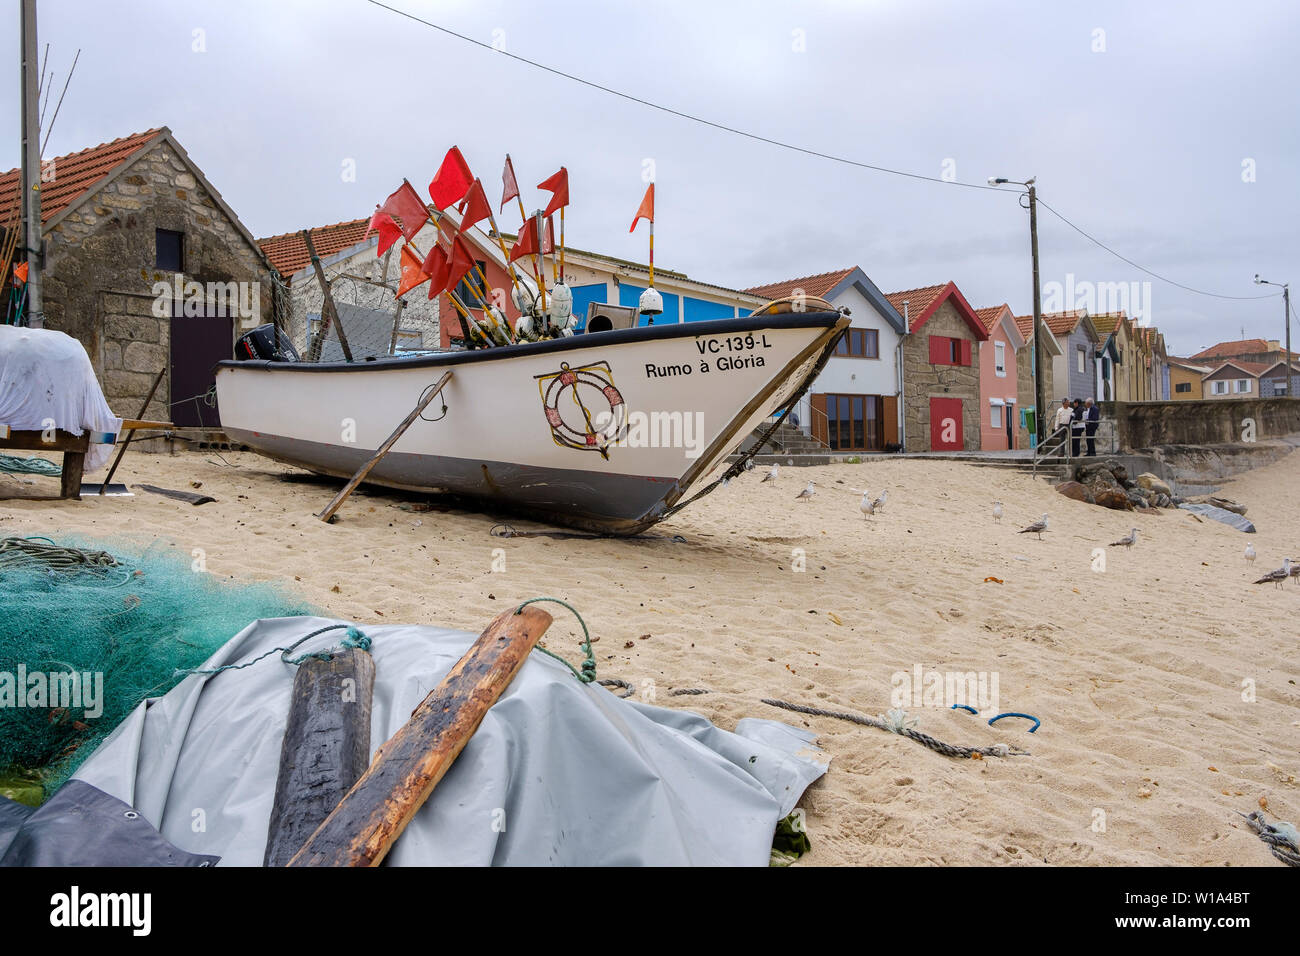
[1268,340,1281,351]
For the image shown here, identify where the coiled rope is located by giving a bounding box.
[175,623,370,677]
[0,454,62,476]
[1239,811,1300,867]
[762,699,1030,759]
[0,536,120,573]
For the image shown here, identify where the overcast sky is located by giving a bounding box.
[3,0,1297,355]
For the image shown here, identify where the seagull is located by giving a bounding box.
[1289,559,1300,582]
[872,490,887,513]
[860,492,875,518]
[761,464,779,483]
[1245,544,1257,564]
[795,481,815,501]
[1254,558,1291,589]
[992,501,1004,522]
[1110,528,1139,547]
[1018,514,1049,540]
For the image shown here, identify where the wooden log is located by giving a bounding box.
[264,648,376,867]
[316,370,452,523]
[302,228,353,363]
[118,418,173,431]
[99,366,167,494]
[286,605,553,867]
[59,448,84,500]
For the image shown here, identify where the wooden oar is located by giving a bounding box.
[286,605,554,866]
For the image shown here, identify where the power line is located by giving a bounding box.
[363,0,1284,305]
[1036,198,1279,302]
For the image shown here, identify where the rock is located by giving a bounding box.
[1076,460,1117,482]
[1109,463,1129,484]
[1154,493,1172,508]
[1094,489,1134,510]
[1123,479,1138,490]
[1055,480,1095,504]
[1136,473,1172,497]
[1179,503,1256,533]
[1126,490,1150,509]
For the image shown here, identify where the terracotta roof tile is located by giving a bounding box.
[743,267,856,301]
[884,284,948,331]
[974,304,1012,334]
[0,129,164,228]
[1090,311,1128,335]
[258,216,375,279]
[1190,338,1288,361]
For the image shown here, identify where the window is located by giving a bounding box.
[1076,346,1086,374]
[156,229,184,272]
[834,328,879,358]
[990,404,1003,428]
[454,260,488,307]
[928,335,971,366]
[1234,378,1252,394]
[1175,382,1191,393]
[994,341,1006,377]
[1212,380,1227,395]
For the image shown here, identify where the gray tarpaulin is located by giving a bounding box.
[64,616,828,866]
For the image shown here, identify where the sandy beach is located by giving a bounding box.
[2,446,1297,866]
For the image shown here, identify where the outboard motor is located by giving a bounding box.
[236,323,299,362]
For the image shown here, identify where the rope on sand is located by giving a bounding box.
[0,453,62,476]
[0,536,120,572]
[1238,811,1300,867]
[762,699,1030,759]
[597,678,634,698]
[669,688,712,697]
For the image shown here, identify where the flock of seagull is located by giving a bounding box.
[748,460,1294,588]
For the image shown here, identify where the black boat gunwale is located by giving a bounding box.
[215,310,843,374]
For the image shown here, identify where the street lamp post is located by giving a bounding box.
[990,176,1044,442]
[1255,275,1292,398]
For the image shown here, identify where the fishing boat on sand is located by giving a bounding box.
[215,147,848,533]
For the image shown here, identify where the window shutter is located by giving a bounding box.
[928,335,947,364]
[811,393,828,446]
[960,339,972,366]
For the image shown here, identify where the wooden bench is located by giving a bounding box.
[0,427,95,501]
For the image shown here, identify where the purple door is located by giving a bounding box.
[170,314,233,427]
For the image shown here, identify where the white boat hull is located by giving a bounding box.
[214,312,847,533]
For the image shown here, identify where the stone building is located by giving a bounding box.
[0,128,273,428]
[887,282,989,451]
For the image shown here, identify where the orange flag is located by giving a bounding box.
[379,181,429,242]
[629,183,654,233]
[458,179,491,232]
[421,243,451,299]
[509,217,538,263]
[500,154,520,212]
[13,261,29,284]
[428,146,474,210]
[365,209,404,257]
[397,244,430,297]
[538,167,568,217]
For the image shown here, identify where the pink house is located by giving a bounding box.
[975,304,1030,450]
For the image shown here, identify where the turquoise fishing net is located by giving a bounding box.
[0,533,317,801]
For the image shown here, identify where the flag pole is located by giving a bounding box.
[648,218,654,288]
[559,206,565,284]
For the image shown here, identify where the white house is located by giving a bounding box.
[744,267,907,451]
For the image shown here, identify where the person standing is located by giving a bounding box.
[1084,397,1100,456]
[1052,399,1073,445]
[1070,399,1085,457]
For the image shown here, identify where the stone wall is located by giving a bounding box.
[40,137,271,418]
[1106,397,1300,449]
[1015,341,1033,447]
[902,301,982,450]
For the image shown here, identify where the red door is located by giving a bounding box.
[930,397,963,450]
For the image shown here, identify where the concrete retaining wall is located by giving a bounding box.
[1103,397,1300,449]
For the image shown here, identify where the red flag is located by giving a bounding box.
[541,216,555,255]
[397,244,430,297]
[509,217,537,263]
[378,181,429,242]
[445,235,476,295]
[629,183,654,233]
[537,167,568,218]
[421,243,451,299]
[500,154,520,212]
[365,209,404,256]
[428,146,474,210]
[458,179,491,232]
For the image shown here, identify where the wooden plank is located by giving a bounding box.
[99,366,168,494]
[0,429,90,452]
[287,605,553,867]
[316,371,452,523]
[119,418,173,431]
[264,648,376,867]
[137,484,216,505]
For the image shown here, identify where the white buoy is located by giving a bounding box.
[638,286,663,317]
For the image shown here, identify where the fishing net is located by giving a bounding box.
[0,533,317,800]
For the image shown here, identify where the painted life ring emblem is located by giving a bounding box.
[535,360,626,460]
